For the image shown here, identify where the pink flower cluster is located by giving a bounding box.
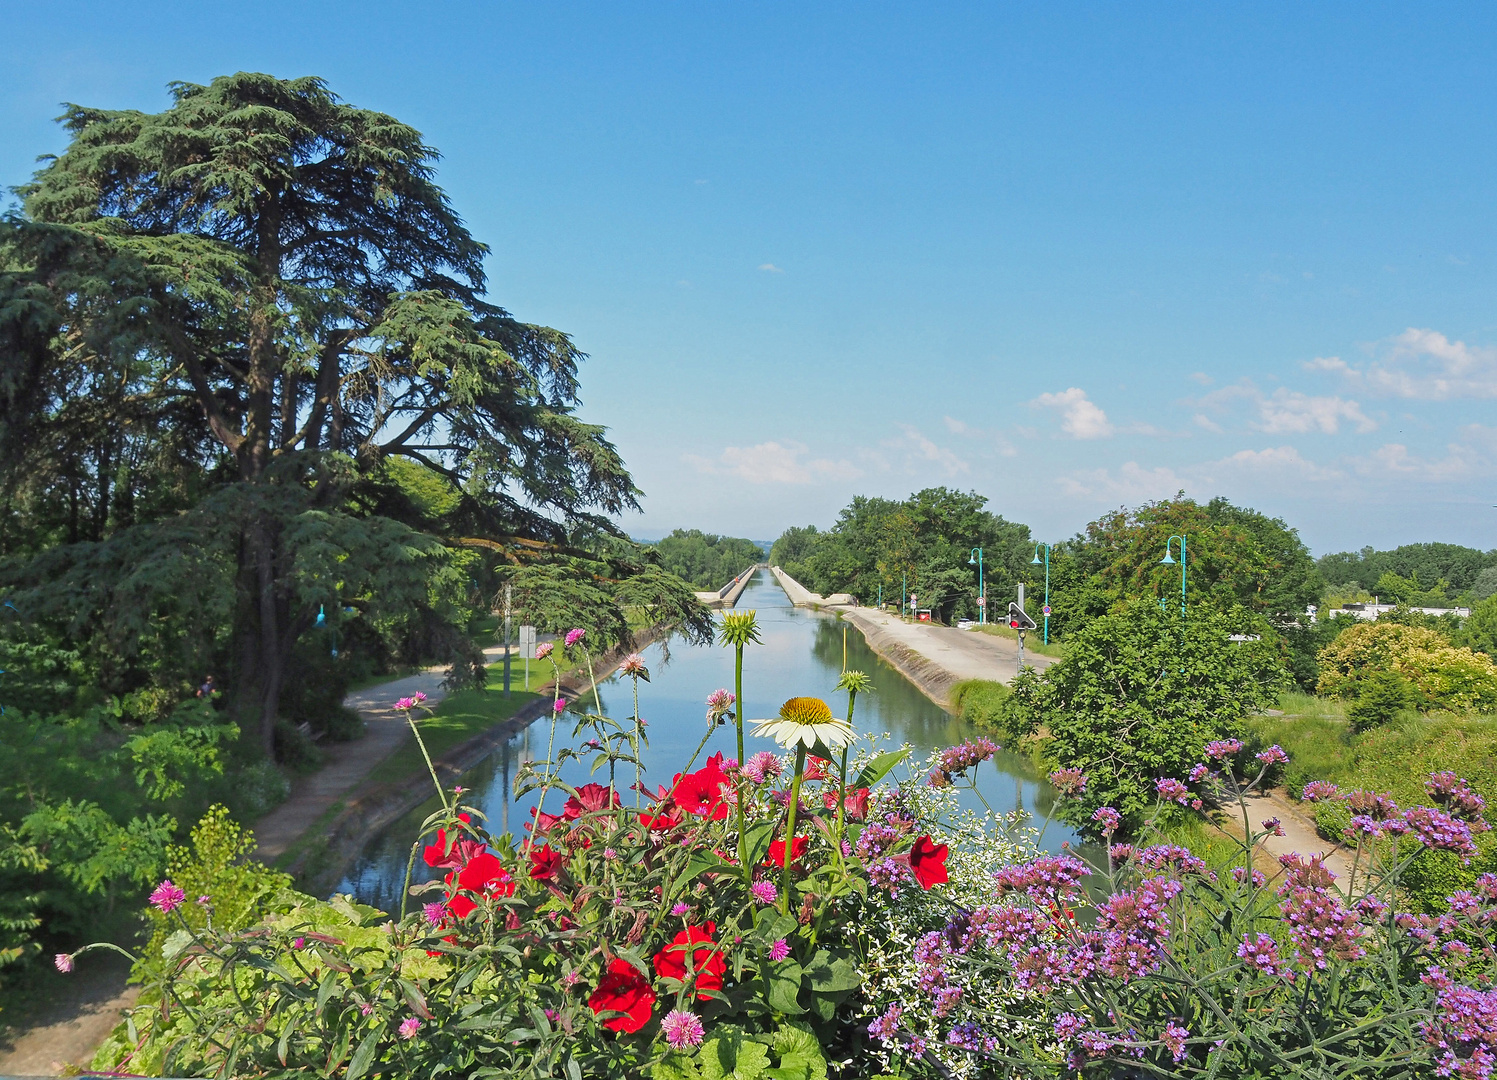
[935,738,1000,778]
[1423,981,1497,1080]
[741,751,782,784]
[1048,768,1088,795]
[1155,777,1190,805]
[1202,739,1243,761]
[705,688,735,723]
[1427,771,1489,825]
[1276,854,1364,970]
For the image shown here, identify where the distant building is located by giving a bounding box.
[1311,601,1471,622]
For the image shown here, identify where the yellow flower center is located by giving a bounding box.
[778,697,833,725]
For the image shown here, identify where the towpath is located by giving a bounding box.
[767,566,1054,706]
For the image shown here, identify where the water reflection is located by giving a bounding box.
[335,572,1080,911]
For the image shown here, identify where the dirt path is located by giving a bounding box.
[1216,787,1356,888]
[0,952,137,1076]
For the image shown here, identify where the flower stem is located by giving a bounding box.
[781,745,807,914]
[734,643,748,873]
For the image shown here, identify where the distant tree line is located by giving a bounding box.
[647,530,764,590]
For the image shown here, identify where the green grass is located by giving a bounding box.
[971,622,1066,659]
[362,674,543,790]
[951,678,1012,735]
[1245,691,1497,816]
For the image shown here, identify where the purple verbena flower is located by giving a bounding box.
[1237,932,1294,979]
[1256,745,1289,765]
[1092,807,1122,836]
[937,738,1000,777]
[1048,768,1088,795]
[1203,739,1243,761]
[1162,1021,1190,1063]
[1155,777,1191,805]
[1301,780,1340,802]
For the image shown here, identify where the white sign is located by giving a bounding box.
[519,625,537,659]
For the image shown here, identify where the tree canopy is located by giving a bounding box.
[1317,543,1497,600]
[0,73,646,754]
[648,529,763,590]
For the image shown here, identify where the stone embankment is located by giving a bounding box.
[695,564,763,609]
[767,565,1054,707]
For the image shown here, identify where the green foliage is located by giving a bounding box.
[1401,830,1497,914]
[949,679,1011,735]
[1006,601,1288,831]
[1373,569,1456,607]
[139,806,292,975]
[1317,620,1497,712]
[654,1022,827,1080]
[1046,495,1322,638]
[1346,669,1418,732]
[1462,594,1497,657]
[772,488,1033,624]
[1317,542,1497,598]
[1313,799,1351,842]
[651,529,763,590]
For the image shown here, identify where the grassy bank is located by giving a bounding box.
[1245,694,1497,812]
[362,673,542,790]
[972,622,1065,659]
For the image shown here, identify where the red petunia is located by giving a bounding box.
[652,922,726,1000]
[564,783,621,819]
[638,785,684,830]
[672,764,730,821]
[908,834,949,890]
[803,757,830,781]
[423,814,483,869]
[529,806,565,833]
[444,851,516,918]
[822,786,871,821]
[764,836,809,871]
[587,957,656,1033]
[527,843,565,881]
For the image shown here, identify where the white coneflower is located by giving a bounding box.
[751,697,854,752]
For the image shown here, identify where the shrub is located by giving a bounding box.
[1005,600,1286,832]
[950,679,1010,734]
[1347,669,1417,731]
[273,719,323,773]
[1317,620,1497,711]
[1313,799,1351,842]
[226,760,290,818]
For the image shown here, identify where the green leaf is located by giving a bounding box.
[767,1022,827,1080]
[345,1031,380,1080]
[699,1026,772,1080]
[162,928,192,961]
[852,748,909,790]
[743,821,777,868]
[652,1052,702,1080]
[803,949,861,993]
[767,962,806,1014]
[315,969,339,1014]
[397,977,433,1019]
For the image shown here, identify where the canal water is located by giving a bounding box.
[335,571,1078,910]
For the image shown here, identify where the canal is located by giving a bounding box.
[335,571,1078,910]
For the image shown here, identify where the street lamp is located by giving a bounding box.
[1030,542,1051,644]
[968,548,985,624]
[1160,534,1187,615]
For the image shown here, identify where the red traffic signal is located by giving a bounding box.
[1007,602,1037,631]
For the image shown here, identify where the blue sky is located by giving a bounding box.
[5,3,1496,555]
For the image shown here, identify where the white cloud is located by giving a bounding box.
[1033,387,1115,439]
[1060,462,1186,502]
[878,425,971,476]
[1194,380,1375,435]
[1193,413,1224,433]
[942,415,967,434]
[684,441,860,485]
[1255,388,1376,435]
[1308,328,1497,400]
[758,263,784,273]
[1346,425,1497,483]
[940,415,1018,456]
[1214,446,1341,481]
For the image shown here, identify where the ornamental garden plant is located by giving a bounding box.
[66,617,1497,1078]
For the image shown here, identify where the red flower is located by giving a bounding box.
[587,957,656,1033]
[528,843,565,881]
[822,787,871,821]
[639,785,684,830]
[652,922,726,999]
[804,757,829,781]
[564,783,621,819]
[423,814,482,869]
[529,806,565,833]
[764,836,809,871]
[908,834,949,890]
[444,852,516,918]
[672,764,730,820]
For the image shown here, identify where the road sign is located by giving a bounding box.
[1007,602,1037,630]
[976,596,985,606]
[519,625,538,659]
[1042,605,1052,616]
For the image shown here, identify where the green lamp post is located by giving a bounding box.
[968,547,985,624]
[1160,534,1188,615]
[1030,542,1051,643]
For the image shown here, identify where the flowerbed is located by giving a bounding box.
[68,619,1497,1078]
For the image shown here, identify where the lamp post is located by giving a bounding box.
[1030,542,1051,643]
[968,547,985,624]
[1160,534,1187,615]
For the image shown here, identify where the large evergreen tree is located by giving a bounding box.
[2,74,638,753]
